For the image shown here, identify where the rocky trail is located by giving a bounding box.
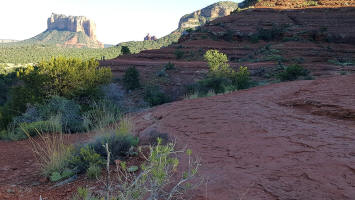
[133,74,355,200]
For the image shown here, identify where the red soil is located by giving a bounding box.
[0,134,93,200]
[2,5,355,200]
[133,74,355,199]
[101,7,355,98]
[0,75,354,199]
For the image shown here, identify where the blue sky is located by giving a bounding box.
[0,0,242,44]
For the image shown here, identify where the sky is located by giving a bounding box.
[0,0,242,44]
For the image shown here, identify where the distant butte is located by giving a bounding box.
[47,13,98,41]
[15,13,104,48]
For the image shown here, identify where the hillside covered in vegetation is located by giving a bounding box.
[0,1,238,64]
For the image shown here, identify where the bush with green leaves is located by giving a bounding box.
[249,24,286,42]
[164,62,175,70]
[10,96,85,135]
[100,138,201,200]
[0,68,18,106]
[39,96,84,133]
[72,187,100,200]
[278,64,310,81]
[82,100,122,131]
[69,146,105,173]
[86,164,102,180]
[14,120,61,139]
[175,50,185,59]
[123,67,140,91]
[121,46,131,55]
[49,168,75,182]
[204,49,235,79]
[24,127,75,177]
[234,66,251,90]
[2,114,63,141]
[144,85,169,106]
[196,76,232,94]
[89,132,139,163]
[0,57,112,131]
[189,50,251,96]
[17,57,112,101]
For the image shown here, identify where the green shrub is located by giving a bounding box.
[175,50,185,59]
[0,86,42,131]
[234,66,251,90]
[40,96,84,133]
[82,100,121,131]
[164,62,175,70]
[144,85,169,106]
[15,120,61,139]
[196,50,251,93]
[278,65,310,81]
[72,187,100,200]
[0,57,112,130]
[0,106,13,133]
[20,57,111,100]
[123,67,140,91]
[24,129,74,177]
[250,24,286,42]
[249,34,260,43]
[303,0,318,6]
[69,146,105,173]
[223,30,234,41]
[0,69,18,106]
[328,58,354,67]
[49,168,75,182]
[11,96,85,134]
[86,165,102,179]
[197,76,231,94]
[50,171,63,182]
[89,132,139,163]
[0,130,7,140]
[105,139,200,200]
[121,46,131,55]
[204,50,234,78]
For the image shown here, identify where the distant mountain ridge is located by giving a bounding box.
[0,39,18,43]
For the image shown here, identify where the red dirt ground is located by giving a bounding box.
[2,5,355,200]
[0,134,93,200]
[101,7,355,99]
[133,74,355,200]
[0,75,354,199]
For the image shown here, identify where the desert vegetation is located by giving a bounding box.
[0,53,202,199]
[186,50,251,98]
[0,31,181,64]
[2,1,355,199]
[23,112,201,199]
[0,57,116,140]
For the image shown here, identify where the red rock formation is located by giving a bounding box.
[43,13,103,48]
[101,7,355,97]
[144,33,157,41]
[47,13,97,40]
[241,0,355,8]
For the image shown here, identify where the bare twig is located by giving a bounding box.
[105,143,111,200]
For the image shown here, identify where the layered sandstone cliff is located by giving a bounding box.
[240,0,355,8]
[17,13,103,48]
[47,13,97,41]
[178,1,238,30]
